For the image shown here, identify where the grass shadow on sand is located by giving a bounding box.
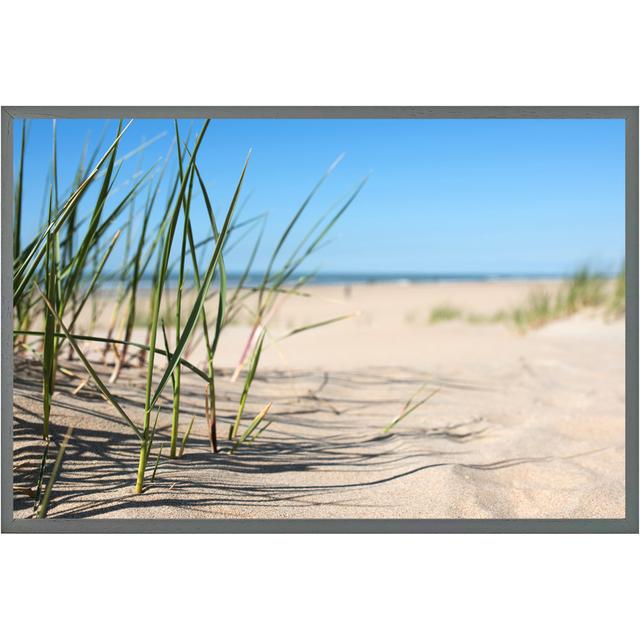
[12,358,606,519]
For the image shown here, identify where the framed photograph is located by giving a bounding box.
[1,107,637,532]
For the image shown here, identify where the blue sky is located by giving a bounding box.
[15,117,625,275]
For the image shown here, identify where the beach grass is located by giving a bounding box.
[423,267,624,331]
[383,384,439,434]
[608,261,625,318]
[13,118,366,512]
[429,305,463,324]
[510,267,614,331]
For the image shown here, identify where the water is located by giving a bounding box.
[96,271,572,290]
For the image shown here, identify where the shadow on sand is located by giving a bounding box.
[12,358,601,519]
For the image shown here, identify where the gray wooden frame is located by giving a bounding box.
[1,106,637,533]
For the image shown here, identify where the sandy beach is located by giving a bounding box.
[13,280,625,519]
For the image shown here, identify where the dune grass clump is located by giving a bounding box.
[13,117,366,513]
[466,310,508,325]
[510,267,615,331]
[555,267,607,314]
[424,266,624,332]
[608,261,625,318]
[510,288,555,331]
[429,305,463,324]
[14,121,142,439]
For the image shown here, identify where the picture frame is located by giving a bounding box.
[2,105,637,533]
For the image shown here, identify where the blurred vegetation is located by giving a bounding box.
[424,264,625,332]
[429,305,462,324]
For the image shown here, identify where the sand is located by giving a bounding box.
[12,280,625,519]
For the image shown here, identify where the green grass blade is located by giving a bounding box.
[246,421,271,445]
[142,121,211,432]
[60,121,124,307]
[401,383,429,413]
[194,164,228,356]
[16,330,211,384]
[13,120,27,262]
[179,416,195,458]
[151,446,163,482]
[37,426,73,519]
[269,175,369,297]
[13,120,133,302]
[279,313,355,340]
[230,402,272,453]
[229,330,265,440]
[383,388,440,434]
[67,229,121,332]
[226,214,267,320]
[146,404,162,456]
[149,151,250,410]
[41,189,58,439]
[35,285,142,439]
[160,321,177,391]
[51,120,59,210]
[258,154,345,301]
[32,438,50,512]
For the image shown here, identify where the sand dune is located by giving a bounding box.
[13,281,625,519]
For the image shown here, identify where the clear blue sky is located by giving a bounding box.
[15,117,625,275]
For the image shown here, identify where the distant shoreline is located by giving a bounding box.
[95,271,606,289]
